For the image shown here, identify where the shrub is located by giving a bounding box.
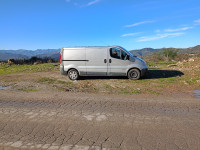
[162,48,178,61]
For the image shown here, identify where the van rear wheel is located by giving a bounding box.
[128,69,141,80]
[68,69,79,80]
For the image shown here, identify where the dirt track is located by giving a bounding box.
[0,91,200,150]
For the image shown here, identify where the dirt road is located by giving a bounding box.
[0,91,199,150]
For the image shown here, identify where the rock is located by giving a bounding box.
[176,61,183,65]
[110,85,116,89]
[188,58,195,62]
[183,81,189,85]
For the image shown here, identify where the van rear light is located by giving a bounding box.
[60,54,62,64]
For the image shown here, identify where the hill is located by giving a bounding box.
[0,45,199,61]
[0,52,28,61]
[130,45,200,57]
[178,45,200,54]
[130,48,160,57]
[0,49,60,61]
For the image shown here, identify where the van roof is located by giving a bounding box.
[62,46,121,49]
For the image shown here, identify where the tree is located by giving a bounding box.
[162,48,178,61]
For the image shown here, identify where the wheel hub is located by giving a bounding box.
[69,71,77,80]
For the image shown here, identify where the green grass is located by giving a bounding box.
[0,63,58,75]
[184,77,200,85]
[104,84,110,89]
[146,89,160,95]
[146,61,156,67]
[39,77,56,84]
[19,88,40,92]
[104,84,112,89]
[166,77,177,83]
[146,60,177,68]
[57,80,73,85]
[121,89,141,94]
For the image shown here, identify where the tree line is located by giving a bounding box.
[7,56,59,65]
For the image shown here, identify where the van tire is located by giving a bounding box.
[127,69,141,80]
[68,69,79,80]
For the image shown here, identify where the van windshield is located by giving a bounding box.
[120,47,135,57]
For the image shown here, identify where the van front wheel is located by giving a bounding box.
[128,69,141,80]
[68,69,79,80]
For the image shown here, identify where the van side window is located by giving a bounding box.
[121,50,128,60]
[110,48,120,59]
[110,48,128,60]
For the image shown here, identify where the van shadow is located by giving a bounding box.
[80,70,184,80]
[145,70,184,79]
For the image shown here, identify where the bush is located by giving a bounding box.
[162,48,178,61]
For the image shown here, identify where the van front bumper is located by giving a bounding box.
[141,68,148,77]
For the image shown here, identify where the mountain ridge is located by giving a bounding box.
[130,45,200,57]
[0,45,199,61]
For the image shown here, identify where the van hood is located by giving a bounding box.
[136,56,146,64]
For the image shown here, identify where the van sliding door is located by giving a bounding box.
[86,48,108,75]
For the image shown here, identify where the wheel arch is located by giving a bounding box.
[127,67,141,76]
[67,68,80,75]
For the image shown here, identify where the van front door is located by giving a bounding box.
[108,48,130,76]
[86,48,108,75]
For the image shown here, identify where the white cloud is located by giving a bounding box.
[121,32,142,37]
[87,0,101,6]
[194,19,200,25]
[164,27,193,32]
[138,32,184,42]
[155,29,161,33]
[124,21,154,28]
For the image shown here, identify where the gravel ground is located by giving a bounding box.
[0,90,199,150]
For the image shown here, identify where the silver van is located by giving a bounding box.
[60,46,148,80]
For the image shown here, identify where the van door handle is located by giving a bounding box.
[109,59,112,63]
[104,59,107,63]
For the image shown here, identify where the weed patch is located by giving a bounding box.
[19,88,40,92]
[146,89,160,95]
[39,77,56,84]
[121,89,141,94]
[57,80,73,85]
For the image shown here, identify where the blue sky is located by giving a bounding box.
[0,0,200,50]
